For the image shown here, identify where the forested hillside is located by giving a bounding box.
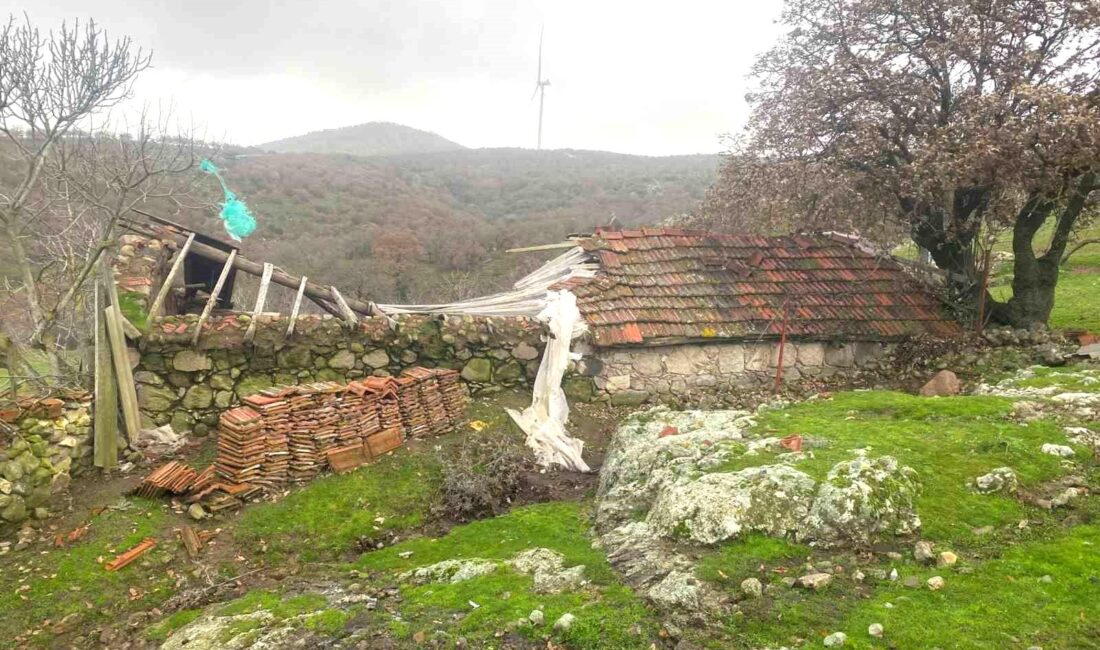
[175,147,718,304]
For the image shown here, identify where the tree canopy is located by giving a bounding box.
[701,0,1100,327]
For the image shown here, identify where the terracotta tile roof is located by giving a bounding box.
[558,228,960,347]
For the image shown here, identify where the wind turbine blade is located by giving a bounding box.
[531,84,540,101]
[536,26,543,83]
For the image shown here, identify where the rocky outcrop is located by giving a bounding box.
[593,407,924,612]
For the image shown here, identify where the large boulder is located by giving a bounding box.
[919,370,961,397]
[647,465,818,544]
[803,455,922,547]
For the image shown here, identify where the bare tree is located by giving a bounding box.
[700,0,1100,327]
[0,16,199,380]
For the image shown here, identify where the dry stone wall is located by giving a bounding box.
[575,340,892,406]
[135,312,546,433]
[0,394,95,533]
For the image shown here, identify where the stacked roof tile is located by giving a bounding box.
[558,229,959,346]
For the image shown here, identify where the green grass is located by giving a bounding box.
[696,534,813,584]
[235,447,442,561]
[712,391,1081,546]
[730,525,1100,649]
[0,498,182,646]
[357,502,658,648]
[145,609,202,642]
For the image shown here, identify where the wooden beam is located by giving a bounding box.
[329,286,359,328]
[286,275,308,337]
[244,262,274,344]
[104,304,142,445]
[148,232,194,318]
[505,241,577,253]
[191,249,237,346]
[93,284,119,470]
[144,225,382,317]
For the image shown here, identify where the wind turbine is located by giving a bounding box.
[532,27,551,150]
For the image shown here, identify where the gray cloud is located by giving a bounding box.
[11,0,784,154]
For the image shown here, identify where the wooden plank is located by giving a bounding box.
[328,286,359,328]
[93,283,119,470]
[148,232,194,318]
[191,249,237,346]
[104,304,142,445]
[286,275,308,337]
[243,262,274,344]
[180,525,203,559]
[505,241,577,253]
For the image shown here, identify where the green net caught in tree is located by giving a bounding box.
[200,159,257,241]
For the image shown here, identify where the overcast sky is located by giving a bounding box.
[17,1,785,155]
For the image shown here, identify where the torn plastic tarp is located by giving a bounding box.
[506,290,591,472]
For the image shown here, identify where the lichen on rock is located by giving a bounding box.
[646,465,817,544]
[802,455,922,548]
[398,558,499,585]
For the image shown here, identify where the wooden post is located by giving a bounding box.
[286,275,308,337]
[93,283,119,470]
[329,286,359,328]
[191,249,237,346]
[244,262,274,344]
[148,232,194,318]
[104,304,142,445]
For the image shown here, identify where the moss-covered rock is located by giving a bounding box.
[276,346,312,368]
[182,385,214,410]
[173,350,212,372]
[362,349,390,369]
[236,374,273,398]
[494,359,524,382]
[170,411,195,434]
[327,349,356,370]
[138,385,179,412]
[461,358,493,383]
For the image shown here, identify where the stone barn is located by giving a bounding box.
[540,228,960,404]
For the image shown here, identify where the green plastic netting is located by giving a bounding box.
[201,159,257,241]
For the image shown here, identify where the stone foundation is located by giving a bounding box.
[135,312,547,433]
[576,340,892,405]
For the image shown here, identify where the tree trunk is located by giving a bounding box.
[3,217,62,376]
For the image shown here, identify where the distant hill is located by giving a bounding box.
[260,122,466,157]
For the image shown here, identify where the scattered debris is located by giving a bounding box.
[105,537,157,571]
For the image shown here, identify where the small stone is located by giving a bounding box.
[1040,443,1075,458]
[797,573,833,591]
[936,551,958,568]
[888,568,899,581]
[975,467,1019,494]
[927,576,946,591]
[823,631,848,647]
[553,613,574,632]
[903,576,920,588]
[187,503,207,520]
[1039,575,1053,584]
[740,577,763,598]
[868,623,884,638]
[851,569,865,583]
[528,609,544,625]
[914,541,935,563]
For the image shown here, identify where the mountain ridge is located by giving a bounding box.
[260,121,466,157]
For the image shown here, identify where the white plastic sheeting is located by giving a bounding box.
[377,247,596,318]
[506,290,591,472]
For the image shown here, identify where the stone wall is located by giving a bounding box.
[135,312,546,433]
[0,394,95,534]
[574,340,892,406]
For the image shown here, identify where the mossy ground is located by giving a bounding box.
[691,366,1100,649]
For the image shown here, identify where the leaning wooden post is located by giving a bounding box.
[148,232,194,318]
[286,276,308,337]
[329,286,359,328]
[104,304,142,445]
[244,262,274,344]
[191,249,237,346]
[93,283,119,470]
[773,303,791,392]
